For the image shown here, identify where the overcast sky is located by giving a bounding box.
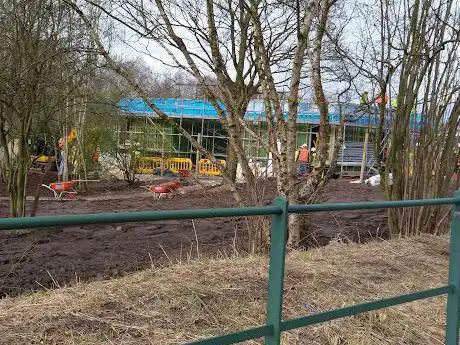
[103,0,433,106]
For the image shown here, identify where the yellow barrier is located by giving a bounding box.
[135,157,221,175]
[199,159,226,176]
[167,158,193,173]
[35,155,56,163]
[135,157,165,174]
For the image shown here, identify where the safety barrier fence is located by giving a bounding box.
[135,157,193,174]
[0,193,459,345]
[198,159,226,176]
[168,158,194,173]
[135,157,225,176]
[135,157,165,174]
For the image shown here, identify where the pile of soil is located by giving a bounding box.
[0,178,386,297]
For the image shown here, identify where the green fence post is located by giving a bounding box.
[446,190,460,345]
[265,197,288,345]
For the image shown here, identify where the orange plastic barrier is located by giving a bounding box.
[198,159,226,176]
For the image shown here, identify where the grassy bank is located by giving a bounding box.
[0,235,449,344]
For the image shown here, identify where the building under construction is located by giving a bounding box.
[116,98,414,176]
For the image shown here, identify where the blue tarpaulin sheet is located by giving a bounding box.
[118,98,422,128]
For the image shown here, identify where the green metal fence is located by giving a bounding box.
[0,192,459,345]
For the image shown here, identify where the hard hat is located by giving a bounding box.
[301,144,308,148]
[311,147,316,152]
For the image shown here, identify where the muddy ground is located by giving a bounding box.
[0,175,386,297]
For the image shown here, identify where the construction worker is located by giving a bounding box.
[34,139,46,157]
[391,98,398,110]
[57,138,66,181]
[310,147,319,168]
[69,144,79,179]
[295,144,310,176]
[391,97,417,113]
[376,95,388,105]
[92,149,100,162]
[360,91,369,106]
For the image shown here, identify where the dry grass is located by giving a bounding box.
[0,235,450,345]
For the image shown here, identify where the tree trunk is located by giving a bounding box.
[30,176,44,217]
[9,186,17,218]
[224,141,237,183]
[8,160,28,218]
[195,133,202,178]
[359,129,369,183]
[16,169,27,217]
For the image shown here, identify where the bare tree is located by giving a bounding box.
[375,0,460,236]
[0,0,92,216]
[336,0,460,236]
[66,0,253,209]
[250,0,346,247]
[64,0,288,251]
[91,0,265,185]
[67,0,353,249]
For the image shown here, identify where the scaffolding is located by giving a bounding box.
[115,97,399,163]
[115,116,228,161]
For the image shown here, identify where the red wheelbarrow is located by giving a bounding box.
[41,180,99,201]
[41,181,78,201]
[142,180,181,199]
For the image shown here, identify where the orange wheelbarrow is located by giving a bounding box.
[41,181,78,201]
[141,181,181,199]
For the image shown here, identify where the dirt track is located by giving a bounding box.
[0,177,386,297]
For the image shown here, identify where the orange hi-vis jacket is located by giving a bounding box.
[297,148,309,162]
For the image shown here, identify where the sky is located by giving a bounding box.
[104,0,454,107]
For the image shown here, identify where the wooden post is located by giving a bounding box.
[340,124,346,178]
[161,125,165,177]
[359,129,369,183]
[63,127,69,182]
[195,133,201,178]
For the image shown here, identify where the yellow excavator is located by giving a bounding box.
[31,138,57,171]
[34,155,57,170]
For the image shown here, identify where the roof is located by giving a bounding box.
[117,98,422,128]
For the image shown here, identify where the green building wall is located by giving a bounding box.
[115,116,369,162]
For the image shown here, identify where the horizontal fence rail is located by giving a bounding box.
[281,286,453,331]
[0,197,456,230]
[288,197,457,213]
[0,194,459,345]
[0,206,282,230]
